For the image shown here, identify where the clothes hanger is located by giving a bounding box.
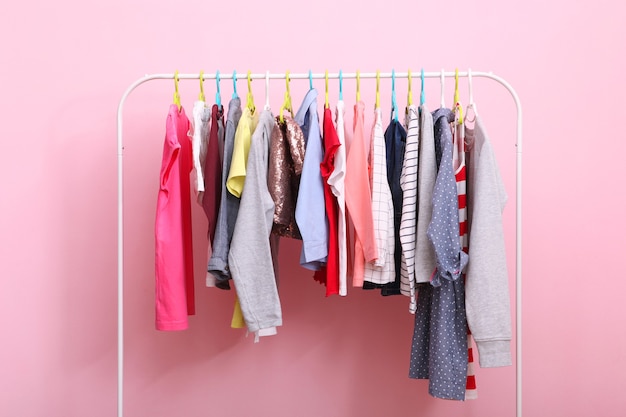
[467,67,478,117]
[173,70,181,111]
[454,68,463,124]
[198,70,206,102]
[280,70,293,123]
[216,70,222,107]
[407,68,413,112]
[339,69,343,101]
[232,70,238,99]
[356,69,361,102]
[264,70,271,111]
[309,69,313,90]
[420,68,425,106]
[246,70,255,114]
[440,68,445,108]
[375,70,380,109]
[391,68,398,121]
[325,70,329,109]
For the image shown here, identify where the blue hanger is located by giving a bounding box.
[216,70,222,107]
[391,69,398,122]
[309,69,313,90]
[339,69,343,101]
[420,68,425,106]
[232,70,238,99]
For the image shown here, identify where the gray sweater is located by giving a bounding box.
[464,112,512,367]
[414,105,437,288]
[228,110,282,336]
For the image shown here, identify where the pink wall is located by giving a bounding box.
[2,0,625,416]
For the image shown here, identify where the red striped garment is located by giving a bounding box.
[453,114,477,400]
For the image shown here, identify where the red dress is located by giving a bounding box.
[313,107,341,296]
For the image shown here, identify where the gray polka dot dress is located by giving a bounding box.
[408,108,469,401]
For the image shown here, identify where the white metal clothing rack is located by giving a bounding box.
[116,70,523,417]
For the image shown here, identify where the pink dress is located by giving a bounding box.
[155,104,195,331]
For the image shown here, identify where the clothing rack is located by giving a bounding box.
[116,70,523,417]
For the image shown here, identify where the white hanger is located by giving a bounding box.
[264,71,271,111]
[467,68,478,116]
[440,69,446,108]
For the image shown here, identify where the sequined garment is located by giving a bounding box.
[268,116,306,239]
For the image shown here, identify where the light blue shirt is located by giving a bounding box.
[295,88,328,270]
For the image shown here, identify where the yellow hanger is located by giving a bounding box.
[246,70,255,114]
[280,70,293,123]
[356,70,361,102]
[454,68,464,124]
[173,70,181,111]
[407,68,413,107]
[375,70,380,109]
[198,71,205,101]
[325,70,329,109]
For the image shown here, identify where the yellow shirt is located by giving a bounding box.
[230,295,245,328]
[226,107,259,197]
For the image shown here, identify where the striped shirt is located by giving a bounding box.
[399,105,419,300]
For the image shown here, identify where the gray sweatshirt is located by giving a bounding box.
[228,110,282,336]
[414,105,437,290]
[464,112,512,367]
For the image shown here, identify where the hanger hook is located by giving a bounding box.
[356,69,361,102]
[173,70,181,111]
[325,70,329,109]
[280,70,292,123]
[233,70,239,98]
[309,69,313,90]
[440,68,445,108]
[286,71,292,113]
[232,70,238,99]
[339,69,343,101]
[265,70,270,111]
[420,68,425,106]
[407,68,413,107]
[392,69,398,121]
[375,70,380,109]
[216,70,222,107]
[454,68,463,124]
[468,67,474,106]
[199,70,205,102]
[454,68,460,106]
[247,70,255,113]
